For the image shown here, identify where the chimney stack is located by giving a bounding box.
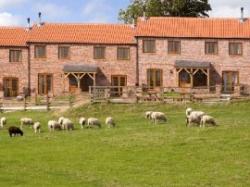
[240,7,245,23]
[38,12,42,26]
[26,17,31,31]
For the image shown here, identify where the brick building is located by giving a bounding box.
[1,17,250,97]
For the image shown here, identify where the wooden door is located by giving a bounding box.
[111,75,127,97]
[179,69,191,88]
[69,75,78,93]
[222,71,239,93]
[3,78,18,97]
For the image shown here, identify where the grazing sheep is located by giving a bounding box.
[186,108,205,127]
[150,112,167,124]
[145,111,153,119]
[33,122,41,133]
[62,118,74,131]
[8,126,23,137]
[200,115,217,127]
[0,117,6,128]
[105,117,115,128]
[79,117,86,129]
[87,118,101,128]
[48,120,61,131]
[20,117,33,129]
[58,117,65,125]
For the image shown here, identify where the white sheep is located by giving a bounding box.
[200,115,217,127]
[79,117,86,129]
[87,118,101,128]
[150,112,167,124]
[48,120,61,131]
[62,118,74,131]
[186,108,205,127]
[58,117,65,125]
[105,117,115,128]
[20,117,33,129]
[145,111,153,119]
[33,122,41,133]
[0,117,6,128]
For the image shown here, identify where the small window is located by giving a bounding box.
[205,41,218,55]
[58,46,70,59]
[38,74,53,95]
[35,45,46,58]
[9,50,22,62]
[94,46,105,59]
[117,47,130,60]
[168,40,181,54]
[143,40,156,53]
[229,42,243,56]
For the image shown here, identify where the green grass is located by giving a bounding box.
[0,102,250,187]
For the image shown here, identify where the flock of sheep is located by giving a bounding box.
[0,116,116,137]
[0,107,217,137]
[145,107,217,127]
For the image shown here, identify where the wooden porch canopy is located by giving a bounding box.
[63,64,98,89]
[175,60,211,88]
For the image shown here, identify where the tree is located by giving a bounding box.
[119,0,212,24]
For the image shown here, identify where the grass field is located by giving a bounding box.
[0,102,250,187]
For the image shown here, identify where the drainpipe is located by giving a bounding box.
[136,37,139,86]
[27,45,31,96]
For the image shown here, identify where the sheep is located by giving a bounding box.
[145,111,153,119]
[79,117,86,129]
[0,117,6,128]
[20,117,33,129]
[87,118,101,128]
[8,126,23,137]
[62,118,74,131]
[48,120,62,131]
[186,108,205,127]
[200,115,217,127]
[105,117,115,128]
[150,112,167,124]
[58,117,65,125]
[33,122,41,133]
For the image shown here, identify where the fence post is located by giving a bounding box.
[0,97,3,113]
[46,94,50,111]
[24,96,27,111]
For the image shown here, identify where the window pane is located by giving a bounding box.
[229,43,242,55]
[168,41,181,54]
[59,46,70,59]
[10,50,22,62]
[117,47,130,60]
[143,40,155,53]
[35,46,46,58]
[205,42,218,55]
[94,47,105,59]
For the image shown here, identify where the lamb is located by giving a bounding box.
[105,117,115,128]
[79,117,86,129]
[145,111,153,119]
[87,118,101,128]
[33,122,41,133]
[8,126,23,137]
[200,115,217,127]
[150,112,167,124]
[0,117,6,128]
[186,108,205,127]
[20,117,33,129]
[48,120,62,131]
[62,118,74,131]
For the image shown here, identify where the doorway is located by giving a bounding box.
[222,71,239,93]
[3,77,19,97]
[111,75,127,97]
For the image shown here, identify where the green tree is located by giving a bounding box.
[119,0,212,24]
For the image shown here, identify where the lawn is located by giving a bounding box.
[0,102,250,187]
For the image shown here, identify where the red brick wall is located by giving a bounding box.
[30,44,137,96]
[138,38,250,88]
[0,47,29,97]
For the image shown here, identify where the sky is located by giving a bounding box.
[0,0,249,26]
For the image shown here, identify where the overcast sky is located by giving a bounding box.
[0,0,249,26]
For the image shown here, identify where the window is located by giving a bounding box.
[9,50,22,62]
[3,77,18,97]
[38,74,53,95]
[111,75,127,97]
[168,40,181,54]
[117,47,130,60]
[229,42,243,56]
[143,40,156,53]
[147,69,163,88]
[35,45,46,58]
[94,46,105,59]
[205,41,218,55]
[58,46,70,59]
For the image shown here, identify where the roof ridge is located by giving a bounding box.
[37,22,132,27]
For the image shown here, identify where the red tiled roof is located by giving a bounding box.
[136,17,250,39]
[28,23,136,44]
[0,27,29,47]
